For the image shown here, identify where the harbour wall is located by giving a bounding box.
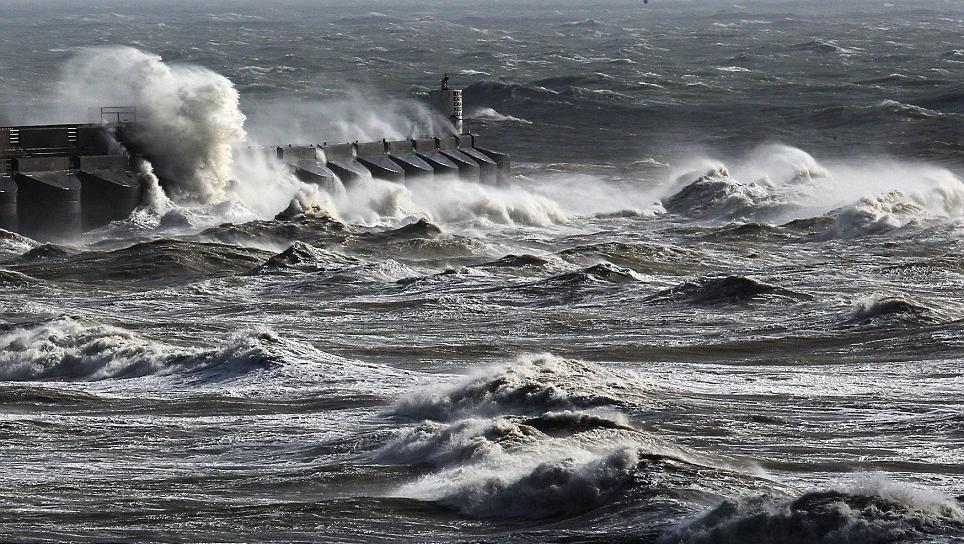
[0,123,510,240]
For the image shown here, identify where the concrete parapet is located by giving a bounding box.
[17,156,72,172]
[0,176,17,232]
[276,145,319,162]
[78,155,130,171]
[16,126,74,150]
[77,170,144,231]
[15,171,82,240]
[354,141,387,156]
[412,138,438,154]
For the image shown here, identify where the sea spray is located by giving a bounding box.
[663,477,964,544]
[58,46,246,203]
[0,316,279,381]
[383,354,709,519]
[242,93,457,145]
[52,47,569,231]
[660,144,964,229]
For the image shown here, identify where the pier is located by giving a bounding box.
[0,122,510,240]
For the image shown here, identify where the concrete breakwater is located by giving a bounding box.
[0,123,510,240]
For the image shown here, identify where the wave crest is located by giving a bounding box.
[648,276,810,305]
[660,145,964,235]
[664,479,964,544]
[392,353,636,421]
[402,447,639,518]
[845,296,937,325]
[0,317,281,381]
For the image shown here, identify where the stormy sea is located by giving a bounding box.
[1,0,963,542]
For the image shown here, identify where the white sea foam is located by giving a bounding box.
[664,476,964,544]
[0,229,39,259]
[393,353,645,421]
[397,445,640,518]
[384,354,701,518]
[661,144,964,234]
[57,46,246,204]
[0,316,277,381]
[469,107,533,125]
[48,47,579,233]
[315,174,567,228]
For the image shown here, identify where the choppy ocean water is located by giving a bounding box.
[0,1,963,542]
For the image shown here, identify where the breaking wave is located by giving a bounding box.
[333,175,567,228]
[58,46,246,204]
[382,354,711,519]
[0,229,39,259]
[663,166,796,221]
[0,316,406,390]
[664,478,964,544]
[469,107,532,124]
[0,316,282,381]
[660,144,964,233]
[826,192,930,238]
[648,276,810,305]
[399,446,640,518]
[392,353,639,421]
[844,296,938,325]
[254,240,358,274]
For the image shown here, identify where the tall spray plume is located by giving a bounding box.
[57,46,246,204]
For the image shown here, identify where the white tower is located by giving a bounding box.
[428,73,464,134]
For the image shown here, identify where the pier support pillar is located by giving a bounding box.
[0,176,17,233]
[77,170,144,231]
[15,171,82,241]
[386,140,434,179]
[355,141,405,182]
[412,138,460,177]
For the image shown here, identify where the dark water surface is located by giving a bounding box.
[0,1,963,542]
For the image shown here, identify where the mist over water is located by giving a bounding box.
[1,1,963,542]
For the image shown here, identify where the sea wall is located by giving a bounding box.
[0,123,511,239]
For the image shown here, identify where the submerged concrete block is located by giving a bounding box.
[77,170,144,231]
[0,176,17,233]
[15,171,82,241]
